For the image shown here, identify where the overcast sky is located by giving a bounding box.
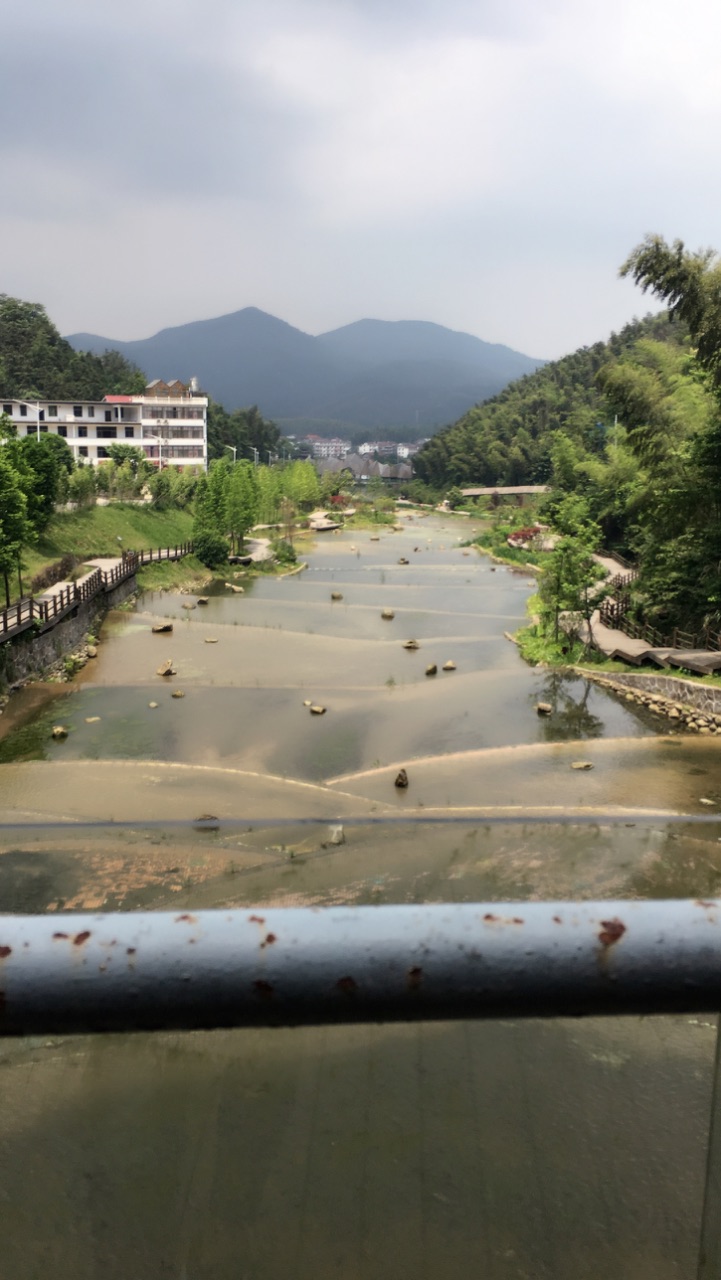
[3,0,721,358]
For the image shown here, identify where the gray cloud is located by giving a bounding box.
[1,0,719,358]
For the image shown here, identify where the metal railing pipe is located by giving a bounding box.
[0,900,720,1035]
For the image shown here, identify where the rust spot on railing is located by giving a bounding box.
[599,919,626,948]
[73,931,91,946]
[248,915,265,925]
[336,976,358,994]
[261,933,277,948]
[53,932,69,940]
[175,914,197,924]
[0,946,11,960]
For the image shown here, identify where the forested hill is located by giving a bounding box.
[0,296,145,399]
[413,312,680,489]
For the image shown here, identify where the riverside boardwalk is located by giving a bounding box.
[0,542,194,644]
[578,554,721,674]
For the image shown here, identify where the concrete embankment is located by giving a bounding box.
[581,668,721,732]
[0,575,136,695]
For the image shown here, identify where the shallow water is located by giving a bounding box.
[1,513,720,1278]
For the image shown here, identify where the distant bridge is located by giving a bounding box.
[460,485,550,499]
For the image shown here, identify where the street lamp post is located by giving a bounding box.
[250,447,259,467]
[224,445,237,463]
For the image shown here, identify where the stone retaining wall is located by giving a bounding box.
[582,669,721,732]
[0,576,136,691]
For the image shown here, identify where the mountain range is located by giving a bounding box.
[66,308,545,435]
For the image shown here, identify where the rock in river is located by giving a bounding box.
[309,704,327,715]
[197,596,209,605]
[181,602,196,610]
[536,702,553,715]
[171,690,186,699]
[51,725,68,740]
[395,768,409,788]
[425,664,437,676]
[331,592,343,601]
[571,760,593,770]
[152,623,173,634]
[156,660,175,677]
[442,660,457,671]
[403,639,420,650]
[381,608,395,620]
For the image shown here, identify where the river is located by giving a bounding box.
[0,511,719,1278]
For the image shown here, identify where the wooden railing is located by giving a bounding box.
[1,541,194,645]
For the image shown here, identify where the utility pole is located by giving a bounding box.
[224,445,237,463]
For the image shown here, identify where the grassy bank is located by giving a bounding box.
[135,554,212,594]
[22,505,195,593]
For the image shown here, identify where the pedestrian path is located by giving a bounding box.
[577,556,721,673]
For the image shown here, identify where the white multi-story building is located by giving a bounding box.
[303,435,352,459]
[1,379,208,469]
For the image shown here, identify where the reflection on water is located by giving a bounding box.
[0,515,719,1277]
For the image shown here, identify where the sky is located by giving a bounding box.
[3,0,721,358]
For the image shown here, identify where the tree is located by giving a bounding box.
[538,537,603,645]
[192,475,228,567]
[226,461,259,552]
[0,453,32,605]
[620,236,721,392]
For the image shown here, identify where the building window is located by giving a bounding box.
[124,426,135,438]
[20,405,27,417]
[97,426,117,439]
[104,410,112,422]
[39,424,47,433]
[73,405,83,417]
[2,404,11,415]
[97,447,109,459]
[48,405,57,417]
[57,425,67,438]
[79,446,88,457]
[78,426,87,438]
[88,406,95,418]
[38,409,45,421]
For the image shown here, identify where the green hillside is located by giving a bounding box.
[0,295,145,399]
[413,312,686,489]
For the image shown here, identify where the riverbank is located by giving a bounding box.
[22,504,195,599]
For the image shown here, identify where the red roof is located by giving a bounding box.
[103,395,134,403]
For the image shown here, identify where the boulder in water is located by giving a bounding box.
[51,725,68,740]
[442,660,456,671]
[331,592,343,601]
[152,623,173,634]
[381,608,395,620]
[571,760,593,770]
[197,596,209,605]
[403,639,420,650]
[181,602,196,610]
[398,557,409,565]
[425,664,437,676]
[536,702,553,715]
[86,645,97,658]
[309,704,327,715]
[156,660,174,677]
[171,690,185,699]
[395,768,409,788]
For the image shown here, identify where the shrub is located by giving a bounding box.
[193,528,229,568]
